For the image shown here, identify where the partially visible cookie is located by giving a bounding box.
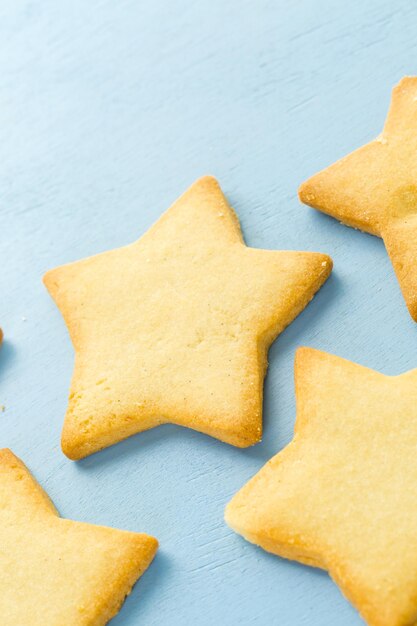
[0,449,158,626]
[226,347,417,626]
[44,176,332,459]
[299,76,417,321]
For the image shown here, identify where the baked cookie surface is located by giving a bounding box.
[299,76,417,320]
[0,449,157,626]
[226,347,417,626]
[44,176,332,459]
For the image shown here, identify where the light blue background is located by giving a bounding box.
[1,1,416,624]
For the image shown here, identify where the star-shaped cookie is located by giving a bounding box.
[299,76,417,320]
[226,347,417,626]
[0,449,157,626]
[44,176,332,459]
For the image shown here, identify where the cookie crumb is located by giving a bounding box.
[376,133,387,145]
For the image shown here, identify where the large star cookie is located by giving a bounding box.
[44,176,332,459]
[226,347,417,626]
[0,449,157,626]
[299,76,417,321]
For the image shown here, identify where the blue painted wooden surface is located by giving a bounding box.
[1,1,416,624]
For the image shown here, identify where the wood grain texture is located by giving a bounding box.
[1,1,416,624]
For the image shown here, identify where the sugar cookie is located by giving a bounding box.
[299,76,417,321]
[0,448,157,626]
[44,176,332,459]
[226,347,417,626]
